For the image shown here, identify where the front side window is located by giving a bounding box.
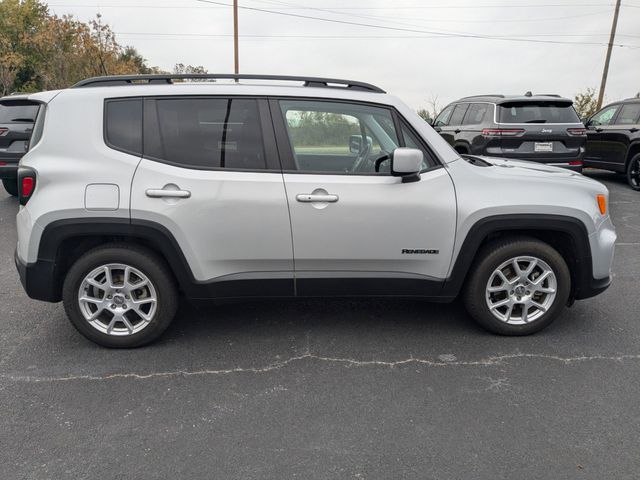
[279,100,400,174]
[434,105,455,127]
[589,105,620,127]
[615,104,640,125]
[499,102,580,124]
[145,98,266,170]
[463,103,492,125]
[105,98,142,155]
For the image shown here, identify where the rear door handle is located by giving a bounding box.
[296,193,339,203]
[146,188,191,198]
[454,129,461,134]
[595,128,604,133]
[630,127,639,133]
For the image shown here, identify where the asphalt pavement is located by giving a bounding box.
[1,169,639,479]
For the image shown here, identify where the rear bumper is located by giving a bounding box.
[15,249,59,302]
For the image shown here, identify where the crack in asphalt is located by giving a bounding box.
[2,352,640,383]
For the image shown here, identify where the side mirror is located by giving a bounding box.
[391,148,423,183]
[349,135,372,155]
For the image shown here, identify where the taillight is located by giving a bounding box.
[0,127,8,136]
[567,128,587,136]
[17,169,36,206]
[569,161,583,166]
[482,128,525,136]
[0,162,6,166]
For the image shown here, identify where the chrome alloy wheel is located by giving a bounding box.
[485,256,557,325]
[78,263,158,336]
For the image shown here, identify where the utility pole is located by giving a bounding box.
[233,0,239,75]
[597,0,622,109]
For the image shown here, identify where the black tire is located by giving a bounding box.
[2,178,18,197]
[626,153,640,191]
[463,236,571,335]
[62,244,178,348]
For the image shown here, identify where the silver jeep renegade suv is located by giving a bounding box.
[8,74,616,348]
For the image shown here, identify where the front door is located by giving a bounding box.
[130,96,294,297]
[271,99,457,296]
[585,103,623,169]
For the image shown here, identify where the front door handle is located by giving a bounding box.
[454,129,461,134]
[630,127,639,133]
[296,193,339,203]
[146,188,191,199]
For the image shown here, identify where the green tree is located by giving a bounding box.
[573,88,599,119]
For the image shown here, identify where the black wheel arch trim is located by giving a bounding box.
[441,213,604,300]
[21,214,608,303]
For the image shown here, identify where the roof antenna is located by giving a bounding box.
[524,91,533,97]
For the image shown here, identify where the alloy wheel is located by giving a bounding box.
[485,256,557,325]
[77,263,158,336]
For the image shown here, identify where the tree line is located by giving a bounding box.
[0,0,206,96]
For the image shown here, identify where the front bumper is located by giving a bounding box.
[15,249,60,302]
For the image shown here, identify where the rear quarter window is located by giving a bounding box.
[104,98,143,155]
[499,102,579,124]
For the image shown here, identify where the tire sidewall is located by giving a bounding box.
[627,154,640,191]
[63,246,178,348]
[2,178,18,197]
[465,239,571,335]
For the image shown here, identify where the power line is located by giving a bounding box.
[194,0,640,48]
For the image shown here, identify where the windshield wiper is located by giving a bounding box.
[524,119,547,123]
[10,118,34,122]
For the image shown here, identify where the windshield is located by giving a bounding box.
[498,102,579,124]
[0,104,38,124]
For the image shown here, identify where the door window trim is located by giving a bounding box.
[269,96,444,175]
[132,95,282,172]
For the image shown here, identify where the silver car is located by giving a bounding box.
[8,74,616,347]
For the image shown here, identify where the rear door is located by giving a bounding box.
[497,101,584,165]
[272,98,457,296]
[130,96,294,297]
[584,104,623,169]
[460,103,493,154]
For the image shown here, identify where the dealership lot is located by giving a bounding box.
[0,170,639,479]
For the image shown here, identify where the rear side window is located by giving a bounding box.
[29,105,45,149]
[105,99,142,155]
[448,104,468,126]
[0,104,38,124]
[615,104,640,125]
[499,102,580,124]
[463,103,492,125]
[145,97,266,170]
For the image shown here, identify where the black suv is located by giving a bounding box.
[583,97,640,191]
[432,94,586,171]
[0,100,38,196]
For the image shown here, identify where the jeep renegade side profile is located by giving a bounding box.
[9,74,616,348]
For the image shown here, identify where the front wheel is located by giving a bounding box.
[2,178,18,197]
[62,245,178,348]
[627,153,640,191]
[463,237,571,335]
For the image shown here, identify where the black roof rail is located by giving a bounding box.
[534,94,562,97]
[71,74,386,93]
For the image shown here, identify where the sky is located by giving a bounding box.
[44,0,640,110]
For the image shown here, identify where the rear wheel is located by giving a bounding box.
[463,237,570,335]
[62,245,178,348]
[627,153,640,191]
[2,178,18,197]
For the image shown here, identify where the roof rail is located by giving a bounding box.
[459,94,506,100]
[534,94,562,98]
[71,74,386,93]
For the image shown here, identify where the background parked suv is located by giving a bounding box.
[583,97,640,191]
[0,99,37,196]
[432,94,586,171]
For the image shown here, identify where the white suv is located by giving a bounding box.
[7,74,616,347]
